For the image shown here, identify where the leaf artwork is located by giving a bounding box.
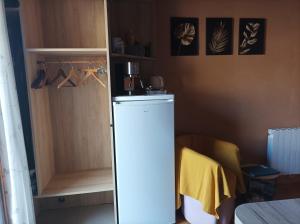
[240,22,260,54]
[208,21,229,54]
[174,23,196,54]
[171,18,199,56]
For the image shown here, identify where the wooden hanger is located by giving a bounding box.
[80,68,106,87]
[48,68,77,87]
[57,66,81,89]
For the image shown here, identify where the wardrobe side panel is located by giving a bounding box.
[104,0,117,220]
[24,54,55,194]
[19,0,44,48]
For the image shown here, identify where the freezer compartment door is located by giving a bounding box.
[113,99,175,224]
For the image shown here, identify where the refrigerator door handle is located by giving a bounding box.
[114,99,174,106]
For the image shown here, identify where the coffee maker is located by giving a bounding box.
[124,61,144,95]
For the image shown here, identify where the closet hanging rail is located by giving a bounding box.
[37,60,104,64]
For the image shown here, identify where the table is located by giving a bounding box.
[235,198,300,224]
[242,165,280,202]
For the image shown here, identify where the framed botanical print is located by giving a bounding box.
[171,17,199,56]
[239,18,266,55]
[206,18,233,55]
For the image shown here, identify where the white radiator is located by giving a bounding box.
[268,128,300,174]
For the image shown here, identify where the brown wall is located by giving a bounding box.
[156,0,300,163]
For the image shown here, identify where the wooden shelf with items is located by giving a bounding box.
[109,0,157,98]
[26,48,108,56]
[111,53,156,61]
[37,168,113,198]
[109,0,156,58]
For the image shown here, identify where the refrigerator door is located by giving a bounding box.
[113,97,175,224]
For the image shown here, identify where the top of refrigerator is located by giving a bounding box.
[113,94,174,102]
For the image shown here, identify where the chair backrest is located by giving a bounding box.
[176,134,246,193]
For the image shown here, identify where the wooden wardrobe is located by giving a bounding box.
[20,0,157,222]
[20,0,116,222]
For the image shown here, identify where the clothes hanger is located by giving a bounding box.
[57,65,81,89]
[48,67,76,87]
[31,62,48,89]
[79,66,106,87]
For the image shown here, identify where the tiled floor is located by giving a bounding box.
[37,203,189,224]
[36,175,300,224]
[176,213,189,224]
[274,175,300,200]
[176,175,300,224]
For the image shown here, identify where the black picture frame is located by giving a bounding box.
[206,18,233,55]
[239,18,266,55]
[170,17,199,56]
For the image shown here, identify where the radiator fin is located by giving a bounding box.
[268,128,300,174]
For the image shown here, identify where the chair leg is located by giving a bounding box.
[217,198,235,224]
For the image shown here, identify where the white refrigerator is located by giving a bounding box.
[113,94,175,224]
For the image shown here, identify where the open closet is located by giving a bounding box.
[19,0,159,223]
[20,0,115,222]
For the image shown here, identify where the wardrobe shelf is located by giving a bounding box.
[37,204,115,224]
[26,48,108,56]
[37,168,113,198]
[111,53,156,61]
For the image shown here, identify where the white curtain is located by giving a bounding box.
[0,0,35,223]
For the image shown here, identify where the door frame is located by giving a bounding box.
[0,160,8,224]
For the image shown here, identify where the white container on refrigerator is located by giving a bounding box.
[113,94,175,224]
